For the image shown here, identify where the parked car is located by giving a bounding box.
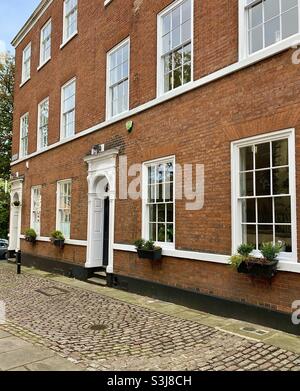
[0,240,8,260]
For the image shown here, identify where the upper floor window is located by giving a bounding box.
[107,39,130,118]
[158,0,193,95]
[232,129,297,262]
[20,113,29,158]
[63,0,78,43]
[244,0,299,55]
[143,157,175,247]
[31,187,41,236]
[21,43,31,84]
[40,20,51,66]
[37,98,49,150]
[61,78,76,139]
[57,180,72,239]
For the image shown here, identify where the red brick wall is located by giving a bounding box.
[114,251,300,313]
[12,0,300,314]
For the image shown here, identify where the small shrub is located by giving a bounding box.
[229,255,246,270]
[50,230,65,241]
[237,243,255,257]
[134,239,145,250]
[260,242,282,262]
[133,239,159,251]
[25,228,37,240]
[144,240,155,251]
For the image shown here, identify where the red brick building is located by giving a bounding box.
[9,0,300,333]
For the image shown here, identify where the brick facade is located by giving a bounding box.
[10,0,300,315]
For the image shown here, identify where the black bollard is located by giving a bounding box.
[16,250,21,275]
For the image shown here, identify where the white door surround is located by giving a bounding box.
[84,149,118,273]
[8,178,23,252]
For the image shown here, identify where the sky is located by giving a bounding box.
[0,0,41,53]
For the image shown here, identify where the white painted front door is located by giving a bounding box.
[91,198,104,266]
[10,207,20,251]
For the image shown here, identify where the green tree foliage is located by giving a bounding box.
[0,181,10,239]
[0,55,15,239]
[0,55,14,180]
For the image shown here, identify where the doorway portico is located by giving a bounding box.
[84,149,118,274]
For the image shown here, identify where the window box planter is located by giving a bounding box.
[137,248,162,261]
[25,236,36,244]
[50,238,65,249]
[238,258,279,279]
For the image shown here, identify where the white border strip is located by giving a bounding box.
[113,243,300,273]
[20,235,87,247]
[11,33,300,167]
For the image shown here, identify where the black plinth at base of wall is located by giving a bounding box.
[21,253,94,281]
[112,274,300,336]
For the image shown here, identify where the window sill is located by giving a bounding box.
[37,57,51,71]
[107,109,130,121]
[60,134,75,142]
[19,77,30,88]
[60,31,78,50]
[240,32,300,62]
[157,80,194,100]
[36,146,48,153]
[20,235,87,247]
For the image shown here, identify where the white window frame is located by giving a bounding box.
[142,156,176,250]
[19,113,29,158]
[56,179,72,240]
[106,37,130,120]
[231,128,297,263]
[39,19,52,67]
[62,0,78,45]
[157,0,194,97]
[60,77,76,140]
[21,43,31,85]
[37,97,49,151]
[30,186,42,236]
[239,0,300,60]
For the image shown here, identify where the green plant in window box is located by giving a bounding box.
[134,239,162,261]
[24,228,37,244]
[50,230,65,249]
[229,242,282,280]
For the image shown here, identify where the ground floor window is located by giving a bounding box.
[57,180,71,239]
[232,129,297,261]
[143,157,175,246]
[31,186,41,236]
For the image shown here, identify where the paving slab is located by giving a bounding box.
[0,346,54,370]
[25,356,82,371]
[8,366,29,371]
[264,333,300,354]
[218,321,278,342]
[0,336,31,353]
[0,331,10,339]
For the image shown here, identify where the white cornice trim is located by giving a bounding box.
[113,243,300,274]
[11,33,300,167]
[11,0,53,48]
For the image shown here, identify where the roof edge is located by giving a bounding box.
[11,0,53,48]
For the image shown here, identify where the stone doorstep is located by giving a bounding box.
[3,262,300,355]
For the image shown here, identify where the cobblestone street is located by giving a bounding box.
[0,263,299,371]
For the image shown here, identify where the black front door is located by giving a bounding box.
[102,196,110,267]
